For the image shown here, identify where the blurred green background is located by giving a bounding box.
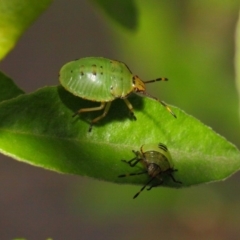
[0,0,240,239]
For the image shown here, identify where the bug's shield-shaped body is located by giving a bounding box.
[59,57,134,102]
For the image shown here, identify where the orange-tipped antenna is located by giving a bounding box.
[143,77,168,84]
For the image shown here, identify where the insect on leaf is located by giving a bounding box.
[0,85,239,188]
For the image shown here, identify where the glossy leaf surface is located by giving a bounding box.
[0,83,239,187]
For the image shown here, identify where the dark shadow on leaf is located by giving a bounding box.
[57,86,144,129]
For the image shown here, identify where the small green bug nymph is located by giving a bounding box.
[119,143,182,199]
[59,57,176,131]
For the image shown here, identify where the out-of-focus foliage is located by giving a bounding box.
[112,0,240,147]
[91,0,138,30]
[235,9,240,120]
[0,0,53,60]
[0,72,24,101]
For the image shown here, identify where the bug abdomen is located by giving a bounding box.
[59,57,133,102]
[144,151,171,172]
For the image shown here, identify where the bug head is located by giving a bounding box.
[132,75,146,93]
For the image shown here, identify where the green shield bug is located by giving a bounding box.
[59,57,176,131]
[119,143,181,199]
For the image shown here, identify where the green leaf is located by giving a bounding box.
[0,71,24,102]
[0,85,239,187]
[0,0,53,60]
[91,0,138,30]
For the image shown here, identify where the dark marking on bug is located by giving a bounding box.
[158,143,168,152]
[100,65,103,75]
[132,76,136,84]
[92,64,97,76]
[79,65,85,76]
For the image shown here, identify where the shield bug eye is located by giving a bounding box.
[118,143,182,199]
[59,57,175,132]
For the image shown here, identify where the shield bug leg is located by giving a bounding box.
[141,92,176,118]
[136,77,176,118]
[168,170,182,184]
[146,185,154,191]
[123,99,137,120]
[72,102,106,117]
[159,100,176,118]
[146,169,182,189]
[119,150,147,177]
[147,185,153,191]
[72,102,112,131]
[121,150,141,167]
[89,102,111,131]
[121,157,139,167]
[146,178,164,191]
